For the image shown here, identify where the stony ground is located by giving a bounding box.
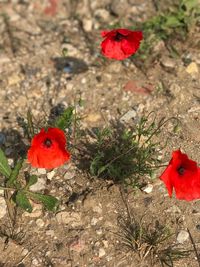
[0,0,200,266]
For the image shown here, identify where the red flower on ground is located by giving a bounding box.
[28,128,70,169]
[160,150,200,201]
[101,28,143,60]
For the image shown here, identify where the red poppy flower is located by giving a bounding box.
[101,28,143,60]
[28,128,70,169]
[160,150,200,201]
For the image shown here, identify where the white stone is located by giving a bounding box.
[91,217,98,226]
[47,170,56,180]
[8,158,14,166]
[99,248,106,257]
[37,168,47,175]
[0,197,7,218]
[36,218,45,228]
[82,18,93,32]
[142,184,153,194]
[176,230,189,244]
[96,229,103,235]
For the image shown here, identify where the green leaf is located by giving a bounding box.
[28,192,59,211]
[54,107,74,131]
[164,15,183,28]
[181,0,198,11]
[0,149,11,178]
[27,109,35,138]
[7,158,24,187]
[97,166,107,176]
[26,175,38,188]
[15,190,32,213]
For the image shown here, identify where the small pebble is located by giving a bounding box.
[99,248,106,257]
[142,184,153,194]
[176,230,189,244]
[47,170,56,180]
[36,218,45,228]
[37,168,47,175]
[91,218,98,226]
[96,229,103,235]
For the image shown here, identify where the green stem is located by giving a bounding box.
[150,164,168,169]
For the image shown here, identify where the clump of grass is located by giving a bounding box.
[118,216,190,266]
[84,113,176,188]
[132,0,200,65]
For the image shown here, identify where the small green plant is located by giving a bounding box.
[132,0,200,64]
[0,104,81,219]
[87,113,175,188]
[0,152,59,215]
[118,216,190,266]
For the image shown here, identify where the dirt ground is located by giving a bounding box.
[0,0,200,266]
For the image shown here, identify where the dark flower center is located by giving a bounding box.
[177,165,185,176]
[114,32,125,42]
[43,138,52,148]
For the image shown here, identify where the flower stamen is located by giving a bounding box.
[114,32,125,42]
[44,138,52,148]
[177,165,185,176]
